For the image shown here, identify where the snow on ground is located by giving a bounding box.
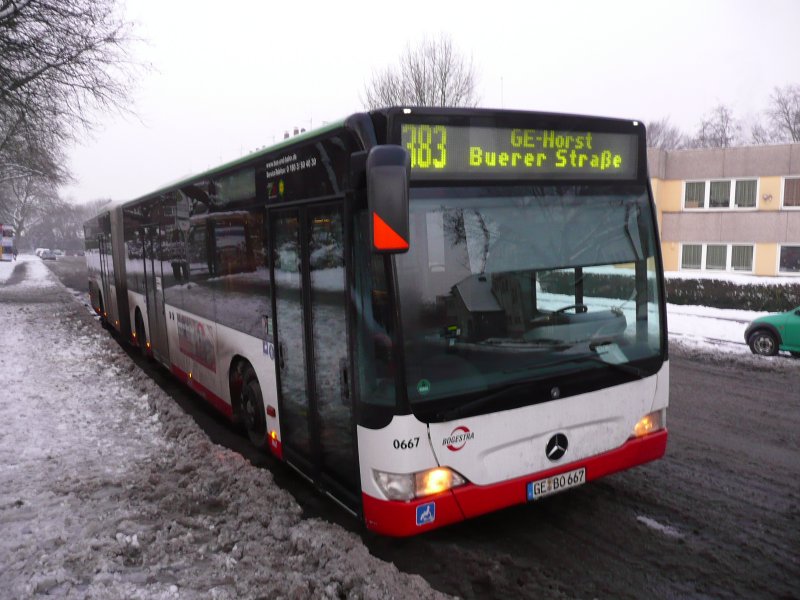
[0,256,446,599]
[0,255,796,599]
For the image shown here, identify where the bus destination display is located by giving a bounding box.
[400,123,639,180]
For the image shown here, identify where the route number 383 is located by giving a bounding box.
[401,124,447,169]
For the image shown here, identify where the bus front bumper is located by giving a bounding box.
[362,428,668,537]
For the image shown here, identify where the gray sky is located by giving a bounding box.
[61,0,800,203]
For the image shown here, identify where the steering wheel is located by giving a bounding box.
[554,303,588,315]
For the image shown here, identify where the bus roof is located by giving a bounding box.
[117,106,644,210]
[123,117,348,207]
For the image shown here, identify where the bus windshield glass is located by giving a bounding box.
[395,183,664,413]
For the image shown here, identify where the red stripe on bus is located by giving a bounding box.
[362,429,667,536]
[453,429,668,519]
[362,491,465,537]
[170,364,233,419]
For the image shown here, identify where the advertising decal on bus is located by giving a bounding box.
[177,313,217,372]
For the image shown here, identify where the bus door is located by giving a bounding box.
[98,233,113,317]
[141,225,170,364]
[270,203,359,511]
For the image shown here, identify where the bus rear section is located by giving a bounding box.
[354,108,668,536]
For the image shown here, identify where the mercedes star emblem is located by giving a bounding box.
[546,433,568,461]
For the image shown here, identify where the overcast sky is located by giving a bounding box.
[60,0,800,204]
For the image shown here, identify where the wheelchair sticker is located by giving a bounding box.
[416,502,435,526]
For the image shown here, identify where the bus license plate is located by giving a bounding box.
[527,468,586,501]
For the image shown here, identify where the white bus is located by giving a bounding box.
[85,107,668,536]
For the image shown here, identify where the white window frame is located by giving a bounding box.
[730,244,756,272]
[777,244,800,275]
[680,243,703,270]
[682,179,759,210]
[704,243,728,270]
[780,176,800,210]
[683,181,707,210]
[679,242,755,273]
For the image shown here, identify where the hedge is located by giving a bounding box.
[539,271,800,312]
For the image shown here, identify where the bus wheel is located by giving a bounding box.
[239,364,268,448]
[135,310,148,357]
[98,293,109,328]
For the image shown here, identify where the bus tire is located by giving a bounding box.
[135,309,148,358]
[236,363,269,449]
[98,292,110,329]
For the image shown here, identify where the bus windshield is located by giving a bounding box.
[395,183,664,412]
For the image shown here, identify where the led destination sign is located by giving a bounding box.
[400,123,639,180]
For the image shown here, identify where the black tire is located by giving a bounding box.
[98,292,111,329]
[748,330,778,356]
[239,365,268,448]
[135,311,148,357]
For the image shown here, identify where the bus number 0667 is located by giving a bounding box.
[393,437,420,450]
[402,124,447,170]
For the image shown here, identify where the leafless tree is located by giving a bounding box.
[689,104,741,148]
[0,176,59,238]
[645,117,687,150]
[765,84,800,142]
[0,0,138,186]
[363,35,479,109]
[749,121,782,145]
[1,0,138,250]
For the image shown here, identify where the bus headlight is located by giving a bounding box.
[633,410,664,437]
[415,468,465,497]
[373,467,466,501]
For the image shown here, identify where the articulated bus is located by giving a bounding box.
[1,224,14,261]
[85,107,668,536]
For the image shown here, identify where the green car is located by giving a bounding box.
[745,306,800,357]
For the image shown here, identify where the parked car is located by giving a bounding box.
[35,248,50,257]
[745,306,800,357]
[40,249,57,261]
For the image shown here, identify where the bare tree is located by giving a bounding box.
[0,176,59,238]
[0,0,137,251]
[749,121,782,145]
[645,117,687,150]
[765,84,800,142]
[0,0,138,187]
[690,104,741,148]
[363,35,479,109]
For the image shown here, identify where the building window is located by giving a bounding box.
[684,182,705,209]
[731,245,754,271]
[734,180,757,208]
[706,244,727,269]
[680,243,754,273]
[784,178,800,208]
[779,246,800,273]
[709,181,731,208]
[681,244,702,269]
[683,179,758,209]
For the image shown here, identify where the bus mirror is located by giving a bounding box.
[367,145,410,254]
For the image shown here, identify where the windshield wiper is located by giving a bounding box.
[439,352,648,421]
[563,352,649,378]
[438,381,537,421]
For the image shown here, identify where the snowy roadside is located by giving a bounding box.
[0,256,795,599]
[0,256,448,599]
